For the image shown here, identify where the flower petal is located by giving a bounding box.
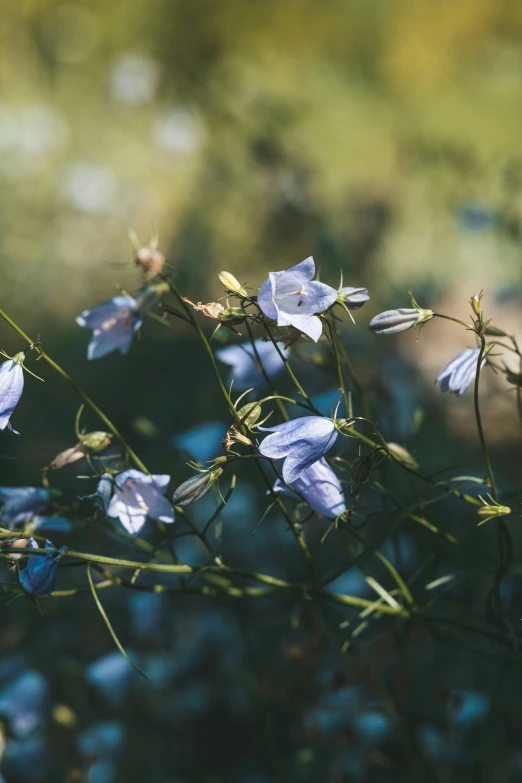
[0,361,24,432]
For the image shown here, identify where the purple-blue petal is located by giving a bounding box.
[0,361,24,432]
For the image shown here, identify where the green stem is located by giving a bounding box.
[0,308,149,474]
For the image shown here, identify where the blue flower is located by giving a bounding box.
[436,348,484,396]
[258,257,338,342]
[76,720,126,759]
[259,416,338,484]
[447,690,489,729]
[0,488,50,527]
[456,203,496,234]
[85,651,137,708]
[0,354,25,434]
[0,670,48,737]
[107,469,173,534]
[0,487,72,533]
[76,295,143,360]
[340,287,370,310]
[172,419,226,461]
[19,538,66,597]
[216,339,285,392]
[272,457,346,518]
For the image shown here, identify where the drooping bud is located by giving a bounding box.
[172,469,223,506]
[218,272,247,297]
[386,442,419,471]
[350,455,373,484]
[477,496,511,526]
[136,247,165,280]
[43,432,112,472]
[504,367,522,387]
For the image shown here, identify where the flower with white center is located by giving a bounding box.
[107,469,173,535]
[258,257,338,342]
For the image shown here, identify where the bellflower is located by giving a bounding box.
[436,347,485,396]
[107,469,173,535]
[76,295,143,360]
[369,307,434,335]
[339,287,370,310]
[0,488,50,527]
[259,416,338,484]
[0,354,25,434]
[19,538,66,597]
[0,487,71,532]
[216,339,285,392]
[0,670,49,738]
[258,256,338,342]
[273,457,346,518]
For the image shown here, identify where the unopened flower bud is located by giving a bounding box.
[43,432,112,472]
[350,456,373,484]
[82,431,112,452]
[136,247,165,280]
[470,294,482,317]
[369,308,434,335]
[237,402,262,429]
[219,306,247,325]
[477,496,511,526]
[172,469,223,506]
[386,442,419,470]
[218,272,247,297]
[504,368,522,387]
[484,325,507,337]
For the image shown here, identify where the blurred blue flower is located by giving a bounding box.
[447,690,489,729]
[19,538,66,597]
[76,720,125,759]
[273,457,346,518]
[2,735,48,782]
[107,469,173,535]
[0,486,72,533]
[259,416,337,484]
[76,295,143,360]
[0,354,25,434]
[436,348,484,396]
[0,488,50,527]
[353,710,392,746]
[216,340,285,392]
[456,203,496,234]
[258,257,337,341]
[85,651,137,708]
[128,592,165,638]
[172,419,226,461]
[340,286,370,310]
[0,670,48,737]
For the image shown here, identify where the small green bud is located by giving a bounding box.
[82,431,112,452]
[218,272,247,297]
[477,496,511,526]
[470,293,482,317]
[350,456,373,484]
[219,306,247,325]
[484,325,507,337]
[237,402,262,429]
[386,442,419,471]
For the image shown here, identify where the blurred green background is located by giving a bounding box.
[3,0,522,476]
[3,2,522,782]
